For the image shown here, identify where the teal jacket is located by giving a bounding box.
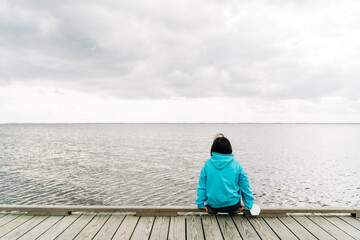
[195,152,254,210]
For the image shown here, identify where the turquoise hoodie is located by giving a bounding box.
[195,152,254,210]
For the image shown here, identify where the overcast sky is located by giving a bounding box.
[1,0,360,123]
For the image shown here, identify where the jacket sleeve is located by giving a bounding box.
[195,165,207,209]
[238,167,254,210]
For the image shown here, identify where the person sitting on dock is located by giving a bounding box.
[195,133,254,214]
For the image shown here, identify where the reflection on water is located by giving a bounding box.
[0,123,359,207]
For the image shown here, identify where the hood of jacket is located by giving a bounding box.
[210,152,234,170]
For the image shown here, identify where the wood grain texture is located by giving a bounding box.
[216,215,241,239]
[186,215,204,240]
[308,215,354,240]
[324,216,360,239]
[263,217,297,240]
[232,215,260,240]
[0,211,359,239]
[92,214,125,240]
[18,216,62,240]
[201,215,223,240]
[1,215,48,240]
[0,214,21,228]
[56,214,95,240]
[292,216,336,240]
[0,215,32,238]
[130,216,155,240]
[112,215,139,240]
[168,216,185,240]
[278,216,316,240]
[74,214,110,239]
[150,216,170,240]
[248,217,279,240]
[1,205,358,217]
[37,214,81,240]
[339,216,360,230]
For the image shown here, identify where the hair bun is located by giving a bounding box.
[214,133,224,140]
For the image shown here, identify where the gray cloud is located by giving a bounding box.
[1,0,360,100]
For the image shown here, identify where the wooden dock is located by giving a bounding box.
[0,205,359,239]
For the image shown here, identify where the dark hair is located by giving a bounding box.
[210,133,232,156]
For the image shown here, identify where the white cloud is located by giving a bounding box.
[1,84,359,123]
[0,0,360,122]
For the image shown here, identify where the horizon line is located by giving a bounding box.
[1,122,360,124]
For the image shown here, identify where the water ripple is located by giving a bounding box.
[0,124,359,207]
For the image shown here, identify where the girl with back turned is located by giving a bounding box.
[195,133,254,213]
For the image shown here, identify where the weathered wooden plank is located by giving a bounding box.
[0,214,6,219]
[248,217,279,240]
[292,216,336,239]
[27,210,70,216]
[186,215,204,240]
[136,210,176,216]
[263,217,297,240]
[92,214,125,240]
[37,214,81,240]
[56,214,95,240]
[168,216,185,240]
[201,215,223,240]
[339,216,360,230]
[0,205,199,215]
[308,215,354,240]
[1,215,48,240]
[278,216,316,240]
[2,211,360,240]
[130,216,155,240]
[216,215,241,239]
[324,216,360,239]
[18,216,62,240]
[150,216,170,240]
[0,214,21,228]
[74,213,110,239]
[1,205,359,217]
[0,215,33,238]
[253,212,288,217]
[112,215,139,240]
[232,215,260,240]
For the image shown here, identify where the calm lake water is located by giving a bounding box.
[0,123,359,208]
